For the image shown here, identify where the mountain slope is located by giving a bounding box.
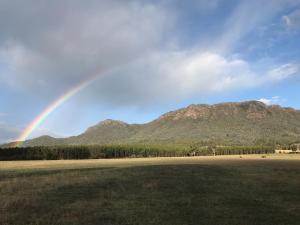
[65,119,141,145]
[134,101,300,144]
[20,101,300,146]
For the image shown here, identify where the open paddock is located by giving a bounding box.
[1,154,300,225]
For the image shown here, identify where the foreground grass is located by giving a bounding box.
[0,155,300,225]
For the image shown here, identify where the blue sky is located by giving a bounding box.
[0,0,300,143]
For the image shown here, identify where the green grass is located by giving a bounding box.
[1,157,300,225]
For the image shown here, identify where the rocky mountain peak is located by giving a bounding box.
[157,101,274,121]
[99,119,127,126]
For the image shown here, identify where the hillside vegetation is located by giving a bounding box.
[8,101,300,147]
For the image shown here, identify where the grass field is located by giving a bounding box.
[1,155,300,225]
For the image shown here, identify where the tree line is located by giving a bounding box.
[0,144,275,160]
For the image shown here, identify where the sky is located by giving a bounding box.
[0,0,300,143]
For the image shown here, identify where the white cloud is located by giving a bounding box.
[258,96,283,105]
[213,0,292,53]
[283,15,292,27]
[85,51,256,105]
[266,63,300,81]
[282,9,300,30]
[84,50,298,106]
[155,52,257,95]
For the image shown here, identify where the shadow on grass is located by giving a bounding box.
[0,166,115,181]
[1,163,300,225]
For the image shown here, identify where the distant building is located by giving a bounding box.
[275,150,293,154]
[275,144,300,154]
[294,143,300,151]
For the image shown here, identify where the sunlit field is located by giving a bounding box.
[1,155,300,225]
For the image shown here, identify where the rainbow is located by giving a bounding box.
[15,75,100,147]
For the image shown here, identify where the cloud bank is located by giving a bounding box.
[0,0,173,94]
[0,0,299,107]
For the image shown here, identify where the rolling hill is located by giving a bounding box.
[15,101,300,146]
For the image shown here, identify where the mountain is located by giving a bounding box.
[17,101,300,146]
[65,119,141,144]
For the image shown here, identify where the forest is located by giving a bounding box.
[0,144,275,160]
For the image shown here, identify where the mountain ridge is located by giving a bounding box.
[7,101,300,147]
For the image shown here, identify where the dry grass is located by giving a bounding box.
[1,154,300,225]
[1,154,299,171]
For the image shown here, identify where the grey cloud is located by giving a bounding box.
[0,0,173,96]
[0,124,20,143]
